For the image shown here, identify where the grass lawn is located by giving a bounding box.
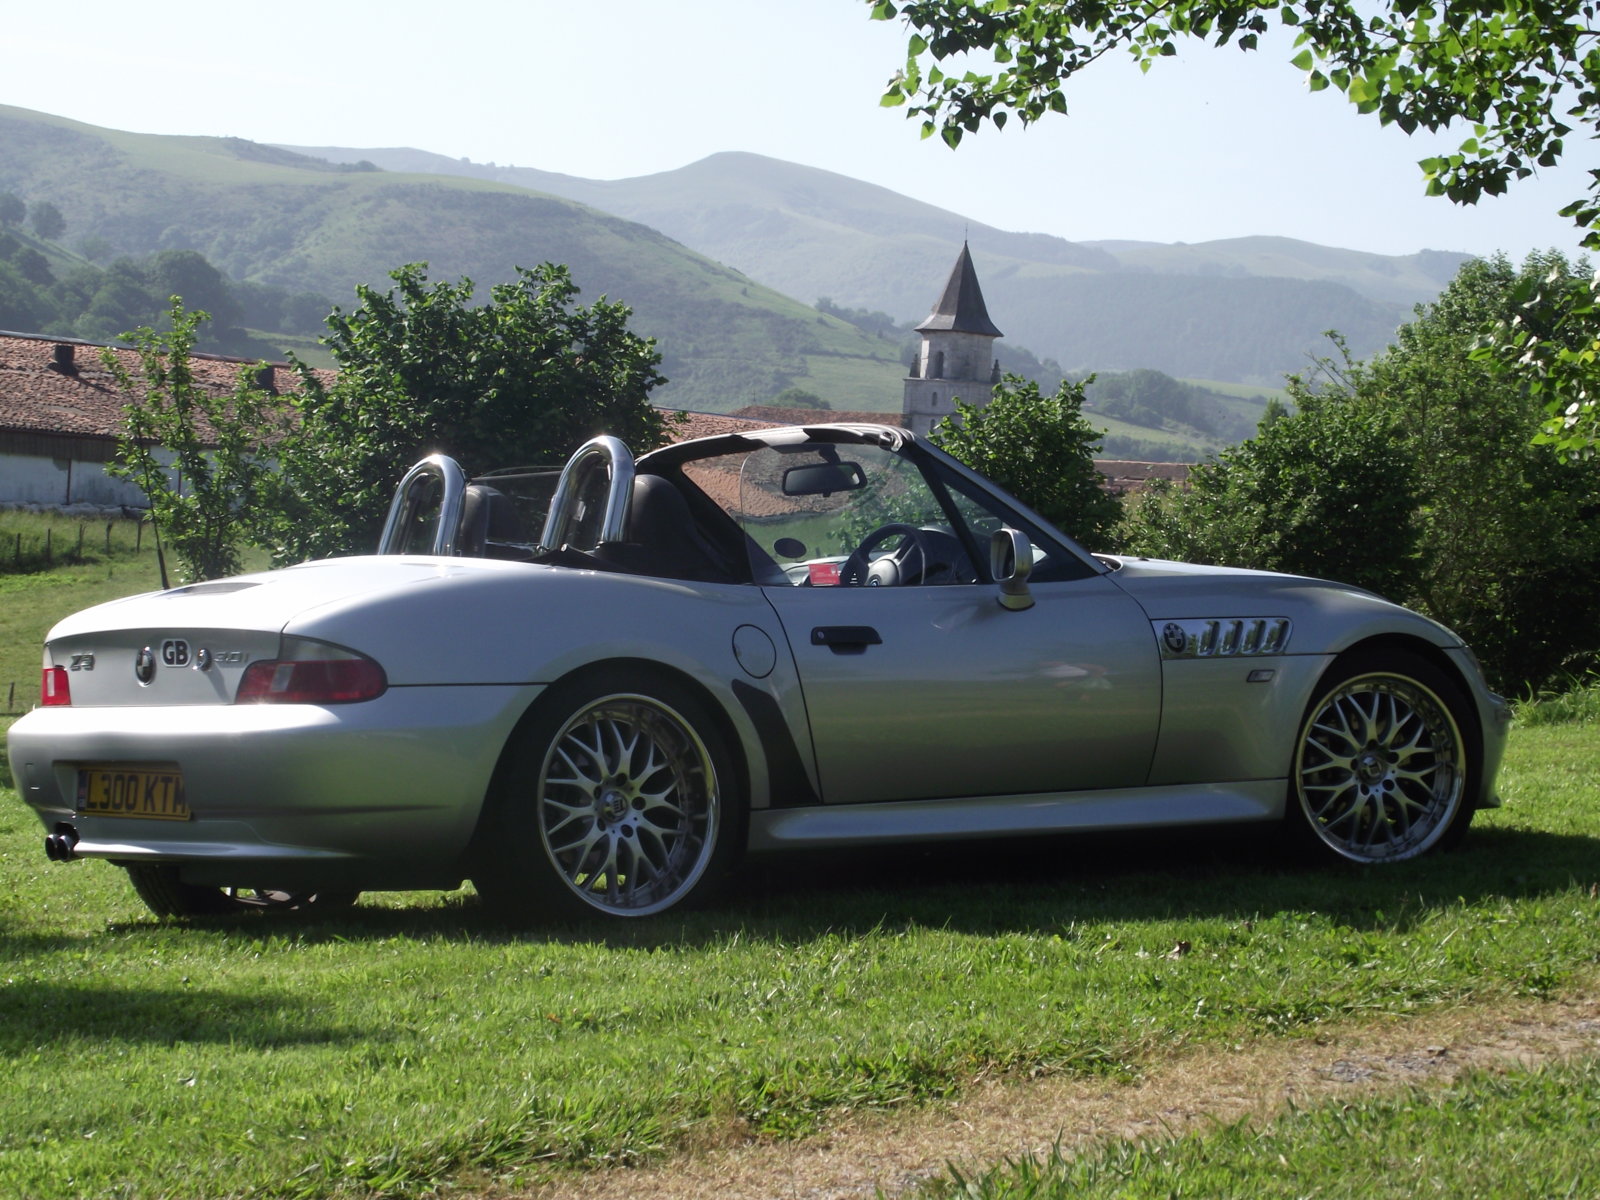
[1,561,1596,1198]
[928,1055,1600,1198]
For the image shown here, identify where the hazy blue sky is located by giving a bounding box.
[6,0,1590,261]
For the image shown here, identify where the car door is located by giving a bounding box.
[679,434,1162,807]
[761,574,1161,806]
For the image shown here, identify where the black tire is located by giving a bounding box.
[474,668,743,922]
[123,864,360,918]
[1289,648,1478,864]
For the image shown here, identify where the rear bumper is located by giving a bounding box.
[6,684,540,884]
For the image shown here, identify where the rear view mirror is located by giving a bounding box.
[782,461,866,497]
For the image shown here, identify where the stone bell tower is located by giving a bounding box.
[902,242,1003,435]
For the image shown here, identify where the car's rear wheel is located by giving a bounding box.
[1291,649,1477,863]
[475,670,741,922]
[123,864,360,918]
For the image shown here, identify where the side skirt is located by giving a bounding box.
[747,780,1285,851]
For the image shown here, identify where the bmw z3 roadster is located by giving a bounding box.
[6,423,1511,920]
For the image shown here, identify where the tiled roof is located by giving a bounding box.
[4,333,1190,495]
[0,331,312,443]
[730,405,907,428]
[1096,460,1193,493]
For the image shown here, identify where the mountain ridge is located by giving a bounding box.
[281,143,1466,383]
[0,105,909,412]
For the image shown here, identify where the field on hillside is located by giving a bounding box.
[0,105,930,415]
[1,558,1596,1199]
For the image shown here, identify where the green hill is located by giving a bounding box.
[0,107,905,412]
[288,146,1467,387]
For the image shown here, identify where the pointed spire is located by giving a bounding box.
[915,242,1003,338]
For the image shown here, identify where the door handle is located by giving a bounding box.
[811,626,882,653]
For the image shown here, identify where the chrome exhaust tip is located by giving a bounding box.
[44,822,79,863]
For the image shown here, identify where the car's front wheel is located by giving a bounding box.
[1291,649,1477,863]
[475,670,742,921]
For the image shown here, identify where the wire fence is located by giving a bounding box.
[4,517,151,574]
[2,513,156,715]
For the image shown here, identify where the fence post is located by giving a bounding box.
[106,522,113,555]
[45,527,52,565]
[77,523,85,561]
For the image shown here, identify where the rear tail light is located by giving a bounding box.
[41,666,71,707]
[235,638,386,705]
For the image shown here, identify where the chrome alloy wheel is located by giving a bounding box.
[1295,671,1466,862]
[536,694,720,915]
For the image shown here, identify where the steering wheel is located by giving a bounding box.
[840,523,929,587]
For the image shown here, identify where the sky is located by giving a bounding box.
[4,0,1591,263]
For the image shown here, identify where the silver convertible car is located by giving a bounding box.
[7,423,1510,921]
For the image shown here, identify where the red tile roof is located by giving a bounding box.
[3,333,1190,495]
[0,332,312,444]
[1095,460,1193,492]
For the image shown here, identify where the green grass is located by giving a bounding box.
[1515,674,1600,727]
[0,511,153,577]
[925,1057,1600,1198]
[0,717,1595,1198]
[2,566,1598,1198]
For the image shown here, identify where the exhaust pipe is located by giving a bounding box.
[44,822,80,863]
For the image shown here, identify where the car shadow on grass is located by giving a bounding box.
[713,821,1600,939]
[70,821,1600,951]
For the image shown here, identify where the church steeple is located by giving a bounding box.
[916,242,1003,338]
[902,243,1004,435]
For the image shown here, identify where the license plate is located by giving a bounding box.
[77,765,191,821]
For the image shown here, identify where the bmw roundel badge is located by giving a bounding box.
[134,646,156,685]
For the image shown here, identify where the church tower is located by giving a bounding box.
[902,242,1003,435]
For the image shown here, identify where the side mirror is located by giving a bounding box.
[989,528,1035,611]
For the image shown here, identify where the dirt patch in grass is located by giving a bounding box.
[516,987,1600,1200]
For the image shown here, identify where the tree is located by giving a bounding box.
[931,374,1123,547]
[0,193,23,228]
[266,262,673,562]
[104,300,288,583]
[28,201,64,241]
[145,250,241,328]
[0,260,53,331]
[1121,255,1600,692]
[870,0,1600,451]
[1120,385,1419,600]
[1353,252,1600,688]
[772,386,830,409]
[1479,257,1600,459]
